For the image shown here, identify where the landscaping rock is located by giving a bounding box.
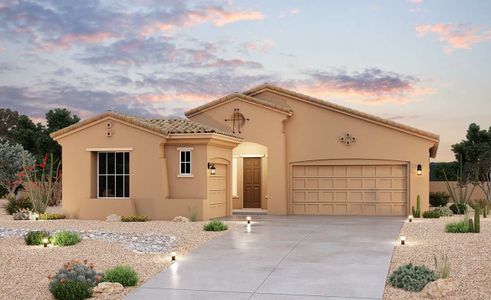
[172,216,190,222]
[93,282,124,295]
[105,214,121,222]
[421,279,453,299]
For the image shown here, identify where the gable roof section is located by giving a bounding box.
[50,111,241,140]
[243,84,439,157]
[184,93,293,117]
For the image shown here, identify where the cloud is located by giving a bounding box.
[408,0,423,4]
[415,23,491,52]
[285,68,433,104]
[244,39,274,53]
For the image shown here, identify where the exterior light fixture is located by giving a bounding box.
[417,164,422,176]
[408,215,413,223]
[246,216,251,224]
[43,238,49,248]
[400,236,406,245]
[208,163,216,175]
[171,251,176,261]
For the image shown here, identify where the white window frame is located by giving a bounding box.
[177,147,193,177]
[97,151,130,199]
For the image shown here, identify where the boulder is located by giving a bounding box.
[421,279,453,299]
[172,216,190,222]
[106,214,121,222]
[93,282,124,295]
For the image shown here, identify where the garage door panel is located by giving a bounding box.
[292,164,407,216]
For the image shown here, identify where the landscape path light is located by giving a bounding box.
[400,235,406,245]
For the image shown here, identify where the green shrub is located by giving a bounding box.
[121,215,150,222]
[433,254,450,279]
[49,260,102,300]
[389,263,437,292]
[50,280,92,300]
[449,203,467,215]
[51,230,81,246]
[103,265,139,287]
[422,210,440,218]
[445,220,470,233]
[429,192,450,207]
[412,195,421,218]
[39,213,66,220]
[24,230,49,245]
[433,206,454,217]
[3,196,32,215]
[203,219,228,231]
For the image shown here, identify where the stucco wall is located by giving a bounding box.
[430,181,488,202]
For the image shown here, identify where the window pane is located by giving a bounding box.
[124,152,129,174]
[180,163,186,174]
[98,175,106,197]
[185,162,191,174]
[116,175,124,197]
[107,175,115,197]
[107,153,115,174]
[98,153,107,175]
[185,151,190,162]
[124,175,129,197]
[180,151,185,162]
[116,153,124,174]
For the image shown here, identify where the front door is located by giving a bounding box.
[243,157,261,208]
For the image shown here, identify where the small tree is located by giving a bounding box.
[0,141,33,196]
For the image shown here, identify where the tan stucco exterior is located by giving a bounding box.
[53,84,439,219]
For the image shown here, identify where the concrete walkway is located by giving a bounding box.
[125,216,403,300]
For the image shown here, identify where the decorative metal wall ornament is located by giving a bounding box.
[224,108,249,133]
[339,133,356,146]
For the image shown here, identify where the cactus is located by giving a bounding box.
[412,195,421,218]
[474,206,480,233]
[483,204,488,218]
[468,218,474,233]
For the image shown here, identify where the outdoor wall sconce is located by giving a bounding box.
[417,164,422,176]
[208,163,216,175]
[43,238,49,248]
[400,236,406,245]
[171,251,176,261]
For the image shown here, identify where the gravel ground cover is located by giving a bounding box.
[0,200,241,300]
[384,215,491,300]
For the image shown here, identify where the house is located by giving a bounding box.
[51,84,439,220]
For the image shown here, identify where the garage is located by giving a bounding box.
[292,164,408,216]
[207,164,228,219]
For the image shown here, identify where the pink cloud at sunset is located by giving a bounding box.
[244,39,274,53]
[416,23,491,53]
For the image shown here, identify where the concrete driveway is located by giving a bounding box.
[126,216,403,300]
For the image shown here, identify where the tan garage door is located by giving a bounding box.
[292,165,407,216]
[207,164,227,219]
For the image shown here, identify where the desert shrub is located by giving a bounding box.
[433,206,454,217]
[3,195,32,215]
[188,207,199,222]
[433,254,450,279]
[429,192,450,207]
[49,260,102,300]
[422,210,440,218]
[121,215,150,222]
[469,199,486,210]
[389,263,437,292]
[51,230,81,246]
[39,213,66,220]
[103,265,139,287]
[13,208,38,220]
[449,203,467,215]
[50,280,92,300]
[203,219,228,231]
[24,230,49,245]
[445,220,470,233]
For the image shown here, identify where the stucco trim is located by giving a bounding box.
[86,147,134,152]
[184,93,294,117]
[243,84,439,157]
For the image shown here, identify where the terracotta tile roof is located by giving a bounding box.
[243,84,440,141]
[184,92,293,117]
[50,111,240,140]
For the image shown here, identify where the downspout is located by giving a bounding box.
[160,141,170,199]
[282,116,292,214]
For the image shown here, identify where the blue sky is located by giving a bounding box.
[1,0,490,161]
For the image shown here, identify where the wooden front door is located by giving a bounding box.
[243,157,261,208]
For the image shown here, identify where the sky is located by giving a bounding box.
[0,0,490,162]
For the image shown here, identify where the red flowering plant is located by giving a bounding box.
[22,153,61,213]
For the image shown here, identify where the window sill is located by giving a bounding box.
[177,174,194,178]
